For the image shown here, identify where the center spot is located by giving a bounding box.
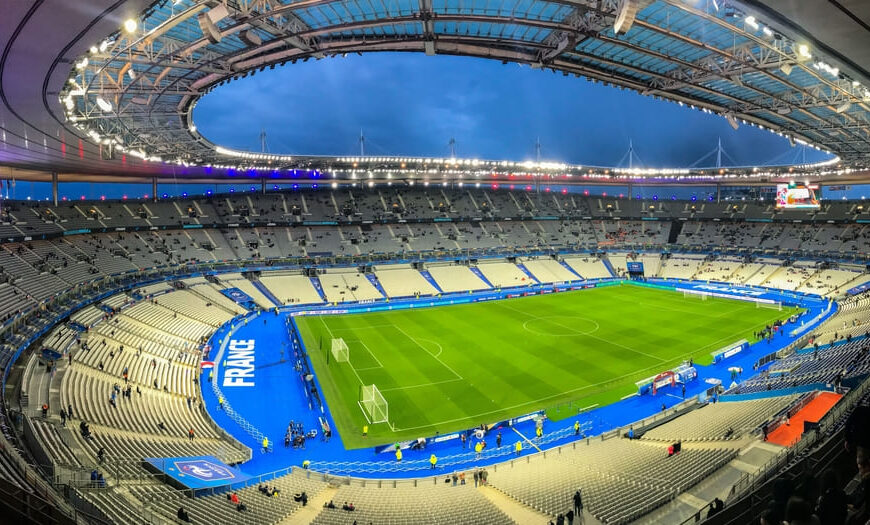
[522,316,600,336]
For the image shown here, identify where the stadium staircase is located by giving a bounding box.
[667,221,684,244]
[308,277,328,302]
[418,270,444,293]
[478,485,575,525]
[557,259,585,280]
[514,263,541,284]
[469,266,496,288]
[251,280,282,307]
[601,257,618,278]
[364,273,389,298]
[281,485,338,524]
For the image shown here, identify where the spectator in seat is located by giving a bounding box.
[816,469,847,525]
[176,507,191,523]
[786,496,820,525]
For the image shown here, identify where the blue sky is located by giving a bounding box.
[194,52,830,168]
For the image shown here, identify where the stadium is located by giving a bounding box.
[1,0,870,524]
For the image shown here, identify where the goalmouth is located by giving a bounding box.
[683,290,708,300]
[756,300,782,311]
[331,338,349,363]
[359,384,389,424]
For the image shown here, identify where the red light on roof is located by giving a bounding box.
[602,192,607,197]
[100,196,106,201]
[80,196,85,200]
[561,188,568,194]
[583,190,589,196]
[122,195,128,200]
[544,187,551,192]
[510,184,515,190]
[491,184,499,190]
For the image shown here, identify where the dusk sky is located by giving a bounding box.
[195,52,830,168]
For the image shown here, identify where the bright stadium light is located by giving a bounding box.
[123,19,137,33]
[95,96,112,112]
[744,16,759,30]
[798,44,811,59]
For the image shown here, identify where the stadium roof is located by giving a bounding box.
[1,0,869,184]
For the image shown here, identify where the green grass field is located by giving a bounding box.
[296,284,792,448]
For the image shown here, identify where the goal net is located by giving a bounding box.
[756,301,782,311]
[359,384,389,424]
[331,338,349,363]
[683,290,708,300]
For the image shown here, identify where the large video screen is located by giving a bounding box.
[627,262,644,274]
[775,183,820,209]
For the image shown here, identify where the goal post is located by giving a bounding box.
[683,290,708,300]
[756,300,782,311]
[331,338,349,363]
[359,384,389,424]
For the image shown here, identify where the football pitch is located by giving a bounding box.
[295,285,792,448]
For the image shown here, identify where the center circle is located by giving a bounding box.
[522,316,600,336]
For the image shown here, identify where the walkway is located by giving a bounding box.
[478,484,601,525]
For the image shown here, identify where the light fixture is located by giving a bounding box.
[99,40,108,52]
[798,44,811,59]
[124,19,137,32]
[95,96,112,112]
[744,16,759,30]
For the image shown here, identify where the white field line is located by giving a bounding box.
[392,324,464,380]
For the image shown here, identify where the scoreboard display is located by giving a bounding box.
[627,261,645,274]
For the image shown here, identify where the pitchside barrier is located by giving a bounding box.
[711,339,749,363]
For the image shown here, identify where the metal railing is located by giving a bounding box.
[725,376,870,504]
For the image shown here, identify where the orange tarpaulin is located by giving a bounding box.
[766,391,842,447]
